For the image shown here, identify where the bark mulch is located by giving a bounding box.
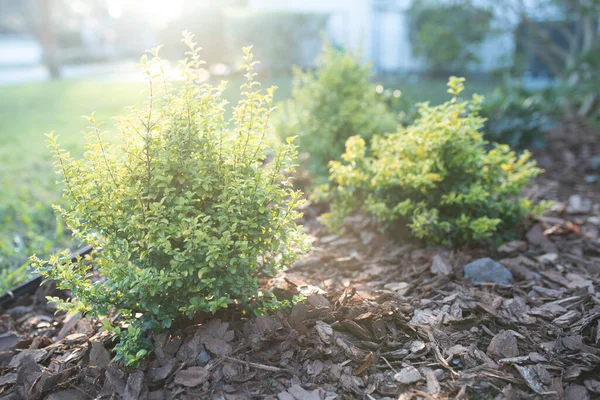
[1,122,599,400]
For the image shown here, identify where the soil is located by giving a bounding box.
[1,121,599,400]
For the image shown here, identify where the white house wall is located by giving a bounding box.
[247,0,530,73]
[248,0,375,63]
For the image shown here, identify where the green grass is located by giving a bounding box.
[0,75,497,292]
[0,80,147,291]
[0,81,146,176]
[380,76,498,105]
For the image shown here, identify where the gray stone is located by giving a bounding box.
[195,344,211,366]
[463,258,513,285]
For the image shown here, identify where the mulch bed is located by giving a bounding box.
[1,122,599,400]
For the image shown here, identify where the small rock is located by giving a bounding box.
[174,366,209,387]
[463,258,513,285]
[430,255,451,276]
[487,331,519,359]
[196,345,211,366]
[567,195,592,214]
[565,384,589,400]
[394,366,422,384]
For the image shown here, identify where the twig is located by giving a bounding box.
[221,356,295,374]
[380,356,398,374]
[427,330,460,377]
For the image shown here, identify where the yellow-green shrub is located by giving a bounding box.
[320,77,546,246]
[31,34,309,365]
[274,42,397,180]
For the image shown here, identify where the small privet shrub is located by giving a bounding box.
[31,33,309,366]
[480,79,554,150]
[274,42,397,180]
[319,77,546,246]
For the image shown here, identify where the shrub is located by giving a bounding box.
[408,1,493,74]
[274,42,397,181]
[31,33,309,366]
[375,86,419,126]
[480,79,555,150]
[224,9,329,73]
[320,77,546,247]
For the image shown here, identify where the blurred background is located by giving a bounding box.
[0,0,598,290]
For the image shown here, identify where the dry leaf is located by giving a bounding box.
[352,352,373,376]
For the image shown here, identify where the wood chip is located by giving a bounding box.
[174,367,209,388]
[394,366,422,384]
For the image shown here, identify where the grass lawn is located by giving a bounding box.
[0,80,147,290]
[381,76,499,105]
[0,75,498,291]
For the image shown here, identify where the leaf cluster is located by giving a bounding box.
[274,42,397,181]
[479,78,555,150]
[31,33,309,365]
[320,77,547,246]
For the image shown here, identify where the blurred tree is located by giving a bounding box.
[36,0,60,78]
[0,0,108,78]
[407,0,494,75]
[0,0,60,77]
[497,0,600,118]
